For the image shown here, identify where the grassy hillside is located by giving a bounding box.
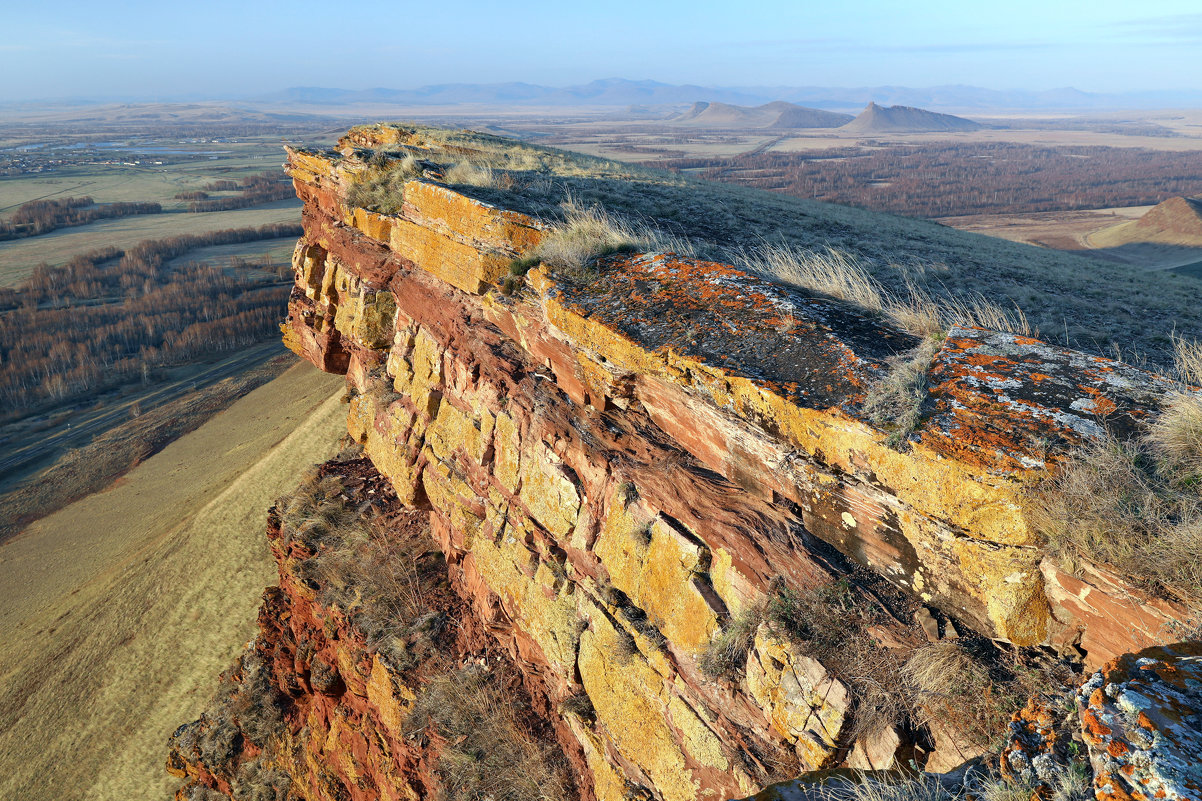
[0,361,346,801]
[349,126,1201,365]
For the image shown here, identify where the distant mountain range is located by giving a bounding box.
[7,78,1201,115]
[246,79,1202,112]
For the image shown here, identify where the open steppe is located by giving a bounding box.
[0,361,345,801]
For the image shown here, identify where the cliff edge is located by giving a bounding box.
[170,125,1201,801]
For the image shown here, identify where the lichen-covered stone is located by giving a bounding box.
[1078,642,1202,801]
[745,624,849,770]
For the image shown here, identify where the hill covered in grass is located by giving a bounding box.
[1092,195,1202,248]
[670,100,853,129]
[839,101,982,132]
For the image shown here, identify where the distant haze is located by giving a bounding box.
[2,1,1202,104]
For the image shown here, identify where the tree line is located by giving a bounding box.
[180,173,296,212]
[0,197,162,240]
[651,142,1202,217]
[0,222,300,412]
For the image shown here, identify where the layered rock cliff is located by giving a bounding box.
[171,125,1200,801]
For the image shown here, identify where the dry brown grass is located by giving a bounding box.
[530,199,693,276]
[739,244,1033,339]
[902,642,1012,751]
[761,581,912,742]
[698,606,762,679]
[278,469,448,671]
[443,159,499,188]
[1147,337,1202,485]
[1149,393,1202,484]
[863,336,941,448]
[405,665,573,801]
[1025,361,1202,604]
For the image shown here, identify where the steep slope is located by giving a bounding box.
[1090,195,1202,248]
[672,100,852,129]
[0,362,345,801]
[171,126,1198,801]
[839,101,982,133]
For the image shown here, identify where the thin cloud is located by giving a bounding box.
[1097,13,1202,43]
[718,38,1054,54]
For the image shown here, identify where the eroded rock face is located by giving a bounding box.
[1078,643,1202,801]
[176,124,1202,801]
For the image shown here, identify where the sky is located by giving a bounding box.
[3,0,1202,102]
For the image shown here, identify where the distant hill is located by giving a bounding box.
[1092,196,1202,248]
[671,101,852,129]
[838,102,983,133]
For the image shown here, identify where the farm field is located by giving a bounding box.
[0,151,286,212]
[0,199,300,286]
[163,235,298,271]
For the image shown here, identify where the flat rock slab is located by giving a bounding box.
[920,328,1178,475]
[552,252,917,411]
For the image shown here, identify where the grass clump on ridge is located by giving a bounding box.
[737,243,1033,339]
[736,245,1035,447]
[862,336,941,449]
[345,152,424,214]
[528,200,688,277]
[404,665,573,801]
[277,467,451,671]
[1024,337,1202,601]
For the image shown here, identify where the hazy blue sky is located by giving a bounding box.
[4,0,1202,101]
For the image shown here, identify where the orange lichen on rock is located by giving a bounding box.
[1077,643,1202,801]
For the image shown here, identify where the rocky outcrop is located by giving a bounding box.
[173,125,1200,801]
[1078,643,1202,801]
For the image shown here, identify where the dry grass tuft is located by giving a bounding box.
[1149,393,1202,485]
[346,153,424,213]
[819,777,964,801]
[1024,428,1202,600]
[1148,337,1202,486]
[740,244,1033,339]
[863,336,941,448]
[444,159,499,188]
[1172,335,1202,387]
[531,200,683,276]
[405,665,573,801]
[698,607,762,679]
[903,642,1003,750]
[815,766,1090,801]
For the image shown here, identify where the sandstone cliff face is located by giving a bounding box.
[173,125,1198,801]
